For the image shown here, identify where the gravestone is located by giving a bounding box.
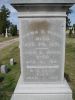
[10,58,14,66]
[0,65,8,74]
[11,0,75,100]
[5,28,8,38]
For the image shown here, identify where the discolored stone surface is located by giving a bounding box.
[20,18,65,82]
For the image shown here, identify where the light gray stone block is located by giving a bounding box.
[11,75,72,100]
[0,65,8,74]
[11,0,75,4]
[10,58,14,66]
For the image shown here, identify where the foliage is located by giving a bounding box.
[66,8,72,29]
[73,24,75,35]
[0,5,10,36]
[10,24,18,36]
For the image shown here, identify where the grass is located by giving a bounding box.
[0,35,18,42]
[65,37,75,100]
[0,42,20,100]
[0,37,75,100]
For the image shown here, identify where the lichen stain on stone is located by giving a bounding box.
[29,20,49,37]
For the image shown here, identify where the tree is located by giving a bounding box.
[73,24,75,35]
[0,5,10,35]
[10,24,17,36]
[66,8,72,29]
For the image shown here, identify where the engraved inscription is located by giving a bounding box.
[21,18,65,82]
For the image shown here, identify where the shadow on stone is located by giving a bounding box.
[64,73,71,82]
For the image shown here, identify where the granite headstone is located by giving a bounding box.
[10,58,14,66]
[11,0,74,100]
[0,65,8,74]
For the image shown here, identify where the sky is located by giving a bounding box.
[0,0,75,26]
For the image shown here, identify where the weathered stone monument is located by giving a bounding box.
[11,0,75,100]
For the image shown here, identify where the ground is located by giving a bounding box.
[0,42,20,100]
[65,38,75,100]
[0,35,18,42]
[0,38,19,50]
[0,37,75,100]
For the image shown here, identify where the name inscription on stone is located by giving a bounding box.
[21,18,65,82]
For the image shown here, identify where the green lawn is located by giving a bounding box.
[0,37,75,100]
[65,38,75,100]
[0,42,20,100]
[0,35,18,42]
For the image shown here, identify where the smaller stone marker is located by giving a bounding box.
[5,28,8,38]
[10,58,14,66]
[0,65,8,74]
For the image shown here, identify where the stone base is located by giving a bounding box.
[11,75,72,100]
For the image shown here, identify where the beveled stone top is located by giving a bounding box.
[11,0,75,4]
